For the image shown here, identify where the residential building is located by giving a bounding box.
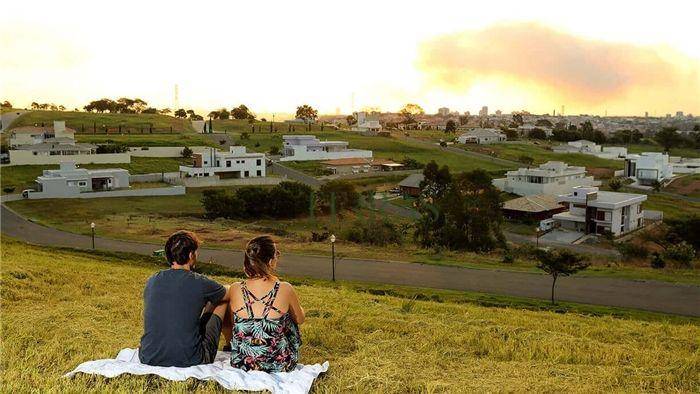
[179,146,266,178]
[398,173,424,197]
[479,106,488,117]
[457,128,506,144]
[351,112,382,135]
[9,121,76,147]
[624,152,673,185]
[502,194,566,221]
[670,156,700,174]
[321,158,403,175]
[594,146,627,160]
[552,186,647,236]
[551,139,602,154]
[492,161,600,196]
[437,107,450,116]
[28,161,129,198]
[280,135,372,162]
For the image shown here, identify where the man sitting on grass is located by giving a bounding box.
[139,230,232,367]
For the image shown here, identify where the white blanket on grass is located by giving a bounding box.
[64,348,328,394]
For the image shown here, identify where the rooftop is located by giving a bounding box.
[503,194,563,213]
[399,173,424,189]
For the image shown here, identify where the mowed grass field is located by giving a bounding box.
[228,130,514,174]
[9,110,195,132]
[0,157,190,194]
[75,133,217,147]
[1,239,698,392]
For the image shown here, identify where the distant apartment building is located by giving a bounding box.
[624,152,673,185]
[437,107,450,116]
[478,106,488,117]
[280,135,372,162]
[552,186,647,237]
[27,161,129,198]
[179,146,266,178]
[351,112,382,135]
[492,161,600,196]
[457,128,506,144]
[551,140,602,154]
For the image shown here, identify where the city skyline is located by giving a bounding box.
[1,0,699,116]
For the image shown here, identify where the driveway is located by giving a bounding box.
[2,203,698,316]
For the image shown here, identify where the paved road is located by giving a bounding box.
[2,204,698,316]
[402,136,520,168]
[1,110,28,132]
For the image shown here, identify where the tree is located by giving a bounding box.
[295,104,318,122]
[231,104,254,120]
[58,105,66,111]
[269,146,280,155]
[208,110,220,119]
[504,128,519,140]
[174,108,187,118]
[141,107,158,114]
[218,108,230,120]
[518,155,534,166]
[535,249,589,304]
[512,113,524,126]
[651,180,662,192]
[528,128,547,140]
[181,146,193,159]
[30,102,40,110]
[535,119,553,127]
[445,120,457,133]
[459,114,470,125]
[608,177,623,191]
[159,108,172,115]
[654,127,681,152]
[318,180,359,211]
[346,114,357,126]
[1,100,12,108]
[399,103,424,124]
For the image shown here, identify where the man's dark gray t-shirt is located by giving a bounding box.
[139,269,226,367]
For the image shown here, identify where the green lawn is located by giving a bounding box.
[212,119,338,134]
[1,239,698,392]
[621,143,700,158]
[229,130,515,174]
[9,110,195,132]
[0,157,189,194]
[75,133,217,147]
[632,190,700,220]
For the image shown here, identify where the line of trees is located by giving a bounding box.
[30,102,66,111]
[83,97,171,115]
[173,109,203,120]
[208,105,256,120]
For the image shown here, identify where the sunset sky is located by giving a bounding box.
[1,0,699,117]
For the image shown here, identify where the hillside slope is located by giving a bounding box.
[1,239,698,392]
[8,110,194,132]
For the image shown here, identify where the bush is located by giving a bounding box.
[616,242,649,259]
[201,181,312,220]
[664,241,696,268]
[650,252,666,269]
[318,180,359,212]
[401,157,424,170]
[502,251,515,264]
[268,181,314,218]
[608,177,623,191]
[269,146,280,155]
[181,146,193,159]
[96,143,129,153]
[344,218,403,246]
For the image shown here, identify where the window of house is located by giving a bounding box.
[596,211,605,221]
[244,171,249,177]
[78,181,87,187]
[256,170,261,176]
[226,160,231,167]
[256,159,261,166]
[573,203,586,209]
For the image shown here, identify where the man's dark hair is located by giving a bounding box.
[165,230,201,265]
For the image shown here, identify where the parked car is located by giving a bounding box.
[21,189,34,199]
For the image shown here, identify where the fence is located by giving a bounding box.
[172,176,282,188]
[128,146,209,158]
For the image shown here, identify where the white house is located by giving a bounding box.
[280,135,372,162]
[9,121,76,147]
[670,156,700,174]
[593,146,628,160]
[457,128,506,144]
[492,161,600,196]
[552,140,601,154]
[624,152,674,185]
[352,112,382,135]
[552,186,647,237]
[27,161,129,198]
[179,146,266,178]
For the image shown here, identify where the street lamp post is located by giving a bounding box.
[91,222,96,249]
[535,227,540,247]
[330,234,336,282]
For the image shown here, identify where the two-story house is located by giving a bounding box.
[492,161,600,196]
[179,146,266,178]
[280,135,372,162]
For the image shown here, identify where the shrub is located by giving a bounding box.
[616,242,649,259]
[3,186,16,193]
[650,252,666,269]
[608,177,623,191]
[318,180,359,212]
[344,218,403,246]
[181,146,193,159]
[664,241,696,268]
[269,146,280,155]
[401,157,424,170]
[268,182,314,218]
[502,251,515,264]
[201,182,311,220]
[96,143,128,153]
[201,189,244,219]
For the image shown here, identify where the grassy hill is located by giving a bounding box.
[1,239,698,392]
[9,110,195,132]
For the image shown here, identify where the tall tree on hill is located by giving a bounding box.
[535,249,589,304]
[174,108,187,118]
[399,103,424,124]
[232,104,254,120]
[445,120,457,133]
[1,100,11,108]
[655,127,681,152]
[512,113,524,126]
[295,104,318,122]
[218,108,230,120]
[159,108,172,115]
[208,110,220,119]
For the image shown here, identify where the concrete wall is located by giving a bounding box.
[319,169,421,181]
[174,176,282,188]
[280,149,372,162]
[8,151,130,166]
[129,172,180,183]
[128,146,209,158]
[28,186,185,200]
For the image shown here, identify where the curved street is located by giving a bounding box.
[2,203,699,316]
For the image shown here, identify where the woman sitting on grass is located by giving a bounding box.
[227,235,305,372]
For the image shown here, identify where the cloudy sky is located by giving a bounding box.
[1,0,699,116]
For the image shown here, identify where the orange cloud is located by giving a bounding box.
[418,23,700,113]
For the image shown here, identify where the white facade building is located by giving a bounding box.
[457,128,506,144]
[670,156,700,174]
[437,107,450,116]
[624,152,674,185]
[179,146,266,178]
[492,161,600,196]
[551,140,602,154]
[9,121,76,147]
[27,161,129,199]
[351,112,382,135]
[280,135,372,162]
[552,186,647,237]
